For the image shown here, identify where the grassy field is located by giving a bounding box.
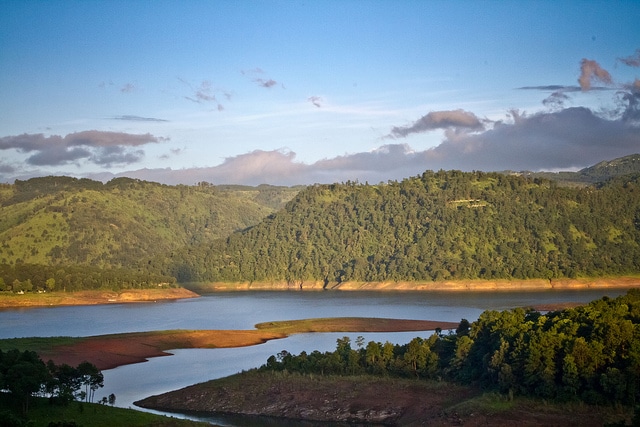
[0,336,84,352]
[1,396,210,427]
[255,316,459,333]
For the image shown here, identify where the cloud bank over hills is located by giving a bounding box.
[2,53,639,186]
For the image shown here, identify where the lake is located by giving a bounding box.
[0,288,630,425]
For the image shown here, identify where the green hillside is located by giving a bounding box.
[167,169,640,284]
[522,153,640,186]
[578,153,640,182]
[2,155,640,291]
[0,176,300,269]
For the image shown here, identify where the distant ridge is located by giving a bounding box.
[578,153,640,182]
[519,153,640,186]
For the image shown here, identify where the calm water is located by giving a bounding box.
[0,289,630,425]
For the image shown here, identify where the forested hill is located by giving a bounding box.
[578,153,640,182]
[2,155,640,291]
[166,170,640,284]
[523,153,640,185]
[0,176,300,269]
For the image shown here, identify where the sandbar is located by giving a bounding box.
[33,317,459,370]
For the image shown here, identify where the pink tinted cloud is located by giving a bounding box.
[578,59,613,91]
[387,109,485,138]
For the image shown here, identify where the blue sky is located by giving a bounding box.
[1,0,639,185]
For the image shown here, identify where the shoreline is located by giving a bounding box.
[187,276,640,293]
[0,276,640,309]
[0,287,199,309]
[1,276,638,310]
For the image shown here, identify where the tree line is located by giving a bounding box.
[0,264,176,293]
[0,349,108,418]
[167,170,640,284]
[260,289,640,406]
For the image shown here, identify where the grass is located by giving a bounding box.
[254,317,458,334]
[255,317,355,333]
[0,336,84,353]
[443,391,634,426]
[0,291,77,308]
[447,391,516,414]
[2,396,210,427]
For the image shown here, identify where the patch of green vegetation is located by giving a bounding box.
[470,177,496,189]
[3,397,208,427]
[0,176,301,270]
[255,318,326,332]
[448,391,516,414]
[0,336,84,353]
[608,226,624,243]
[445,392,633,425]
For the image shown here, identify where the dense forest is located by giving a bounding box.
[166,169,640,284]
[1,155,640,291]
[261,289,640,406]
[0,263,176,293]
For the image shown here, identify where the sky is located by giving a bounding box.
[1,0,639,186]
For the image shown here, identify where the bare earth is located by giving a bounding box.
[136,371,631,427]
[0,287,199,308]
[194,276,640,292]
